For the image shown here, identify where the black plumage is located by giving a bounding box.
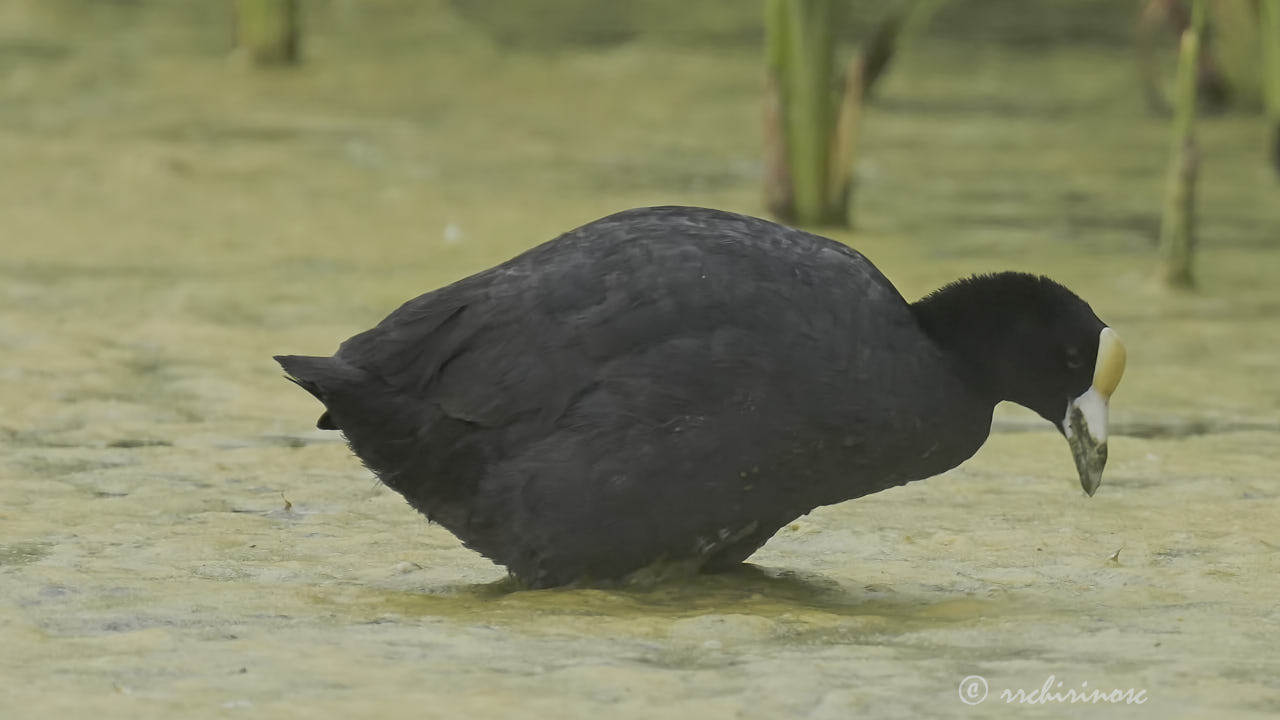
[277,206,1118,588]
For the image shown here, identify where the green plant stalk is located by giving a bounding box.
[235,0,300,65]
[827,55,863,219]
[764,0,913,226]
[1159,0,1206,288]
[765,0,789,71]
[783,0,837,225]
[1261,0,1280,174]
[824,2,921,224]
[764,0,795,219]
[858,0,920,100]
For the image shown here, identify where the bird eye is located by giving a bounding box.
[1064,348,1083,369]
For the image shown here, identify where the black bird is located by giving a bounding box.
[276,206,1126,588]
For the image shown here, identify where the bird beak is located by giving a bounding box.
[1063,327,1126,496]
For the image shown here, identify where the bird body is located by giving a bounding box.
[277,206,1123,588]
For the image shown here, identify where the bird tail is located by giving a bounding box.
[274,354,366,430]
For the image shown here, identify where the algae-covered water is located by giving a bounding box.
[2,2,1279,718]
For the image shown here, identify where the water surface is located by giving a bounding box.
[2,2,1279,718]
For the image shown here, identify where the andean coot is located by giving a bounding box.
[276,206,1126,588]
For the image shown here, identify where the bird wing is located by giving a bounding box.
[334,207,916,438]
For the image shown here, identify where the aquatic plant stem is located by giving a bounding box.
[827,55,863,220]
[764,0,796,220]
[1158,0,1205,289]
[778,0,839,224]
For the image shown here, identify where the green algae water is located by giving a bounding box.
[2,2,1279,718]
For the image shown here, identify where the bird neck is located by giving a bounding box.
[909,279,1023,407]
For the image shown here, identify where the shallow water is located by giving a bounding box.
[2,2,1279,718]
